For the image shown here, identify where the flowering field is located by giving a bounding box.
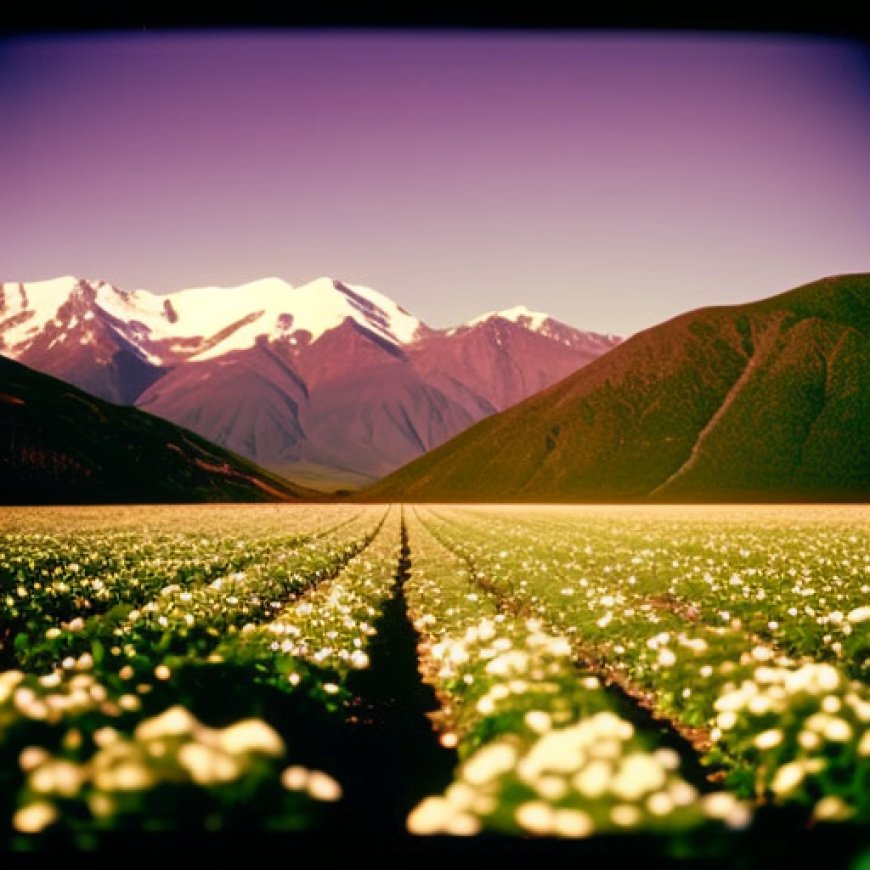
[1,504,869,862]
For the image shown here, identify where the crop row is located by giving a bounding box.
[0,505,398,845]
[0,504,369,660]
[417,505,870,826]
[403,509,746,840]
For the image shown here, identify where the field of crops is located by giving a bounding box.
[1,503,869,863]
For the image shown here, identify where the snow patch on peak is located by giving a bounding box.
[337,280,421,344]
[466,304,551,331]
[0,276,88,354]
[24,275,82,294]
[187,276,422,361]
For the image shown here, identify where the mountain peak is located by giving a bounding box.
[466,304,550,331]
[235,276,295,293]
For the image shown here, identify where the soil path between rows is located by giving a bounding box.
[331,514,458,834]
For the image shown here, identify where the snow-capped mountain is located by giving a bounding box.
[0,275,621,488]
[1,275,420,365]
[462,304,618,349]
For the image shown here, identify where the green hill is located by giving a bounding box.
[0,356,319,504]
[366,275,870,502]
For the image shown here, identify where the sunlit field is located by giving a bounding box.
[1,503,869,863]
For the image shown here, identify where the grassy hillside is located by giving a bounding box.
[366,275,870,502]
[0,356,319,504]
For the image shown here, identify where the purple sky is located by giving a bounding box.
[1,31,869,335]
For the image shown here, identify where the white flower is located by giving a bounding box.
[448,643,469,665]
[702,792,740,818]
[407,796,452,834]
[716,711,738,730]
[0,670,24,702]
[813,795,853,821]
[785,664,840,694]
[13,801,57,833]
[96,761,156,791]
[476,696,496,715]
[703,792,751,828]
[821,696,842,714]
[592,711,634,740]
[771,762,805,796]
[611,804,642,827]
[524,711,552,734]
[30,760,84,797]
[647,791,675,816]
[349,650,370,669]
[535,775,568,800]
[610,754,666,800]
[515,801,553,834]
[444,812,481,836]
[748,695,773,715]
[485,650,529,677]
[572,759,611,797]
[178,743,240,785]
[520,728,586,778]
[754,729,783,750]
[88,792,116,818]
[281,765,309,790]
[218,719,284,756]
[134,706,198,741]
[477,620,496,641]
[653,748,680,771]
[444,782,475,809]
[551,808,593,837]
[714,684,756,713]
[669,781,698,806]
[93,727,119,748]
[19,747,50,772]
[657,648,677,667]
[799,730,821,750]
[847,606,870,624]
[307,770,342,801]
[462,742,518,785]
[823,717,852,742]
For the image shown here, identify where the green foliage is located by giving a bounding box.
[0,355,316,505]
[0,505,391,845]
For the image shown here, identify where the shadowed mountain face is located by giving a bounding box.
[0,355,319,505]
[0,277,619,488]
[366,275,870,503]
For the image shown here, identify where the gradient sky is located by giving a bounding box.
[1,31,869,335]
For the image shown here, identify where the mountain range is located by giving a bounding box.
[0,354,316,505]
[367,274,870,502]
[0,276,619,489]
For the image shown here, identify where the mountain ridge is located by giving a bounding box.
[365,273,870,502]
[1,275,620,487]
[0,355,320,505]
